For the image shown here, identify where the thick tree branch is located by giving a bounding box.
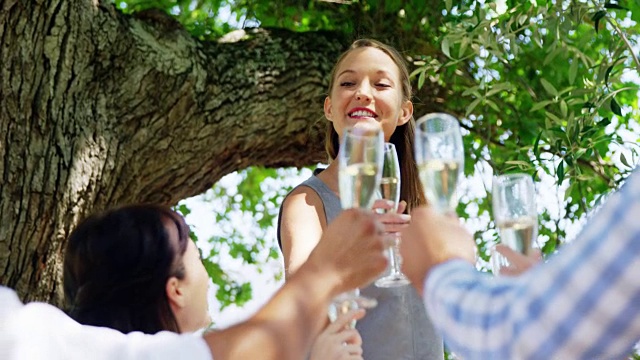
[0,1,356,303]
[88,10,352,206]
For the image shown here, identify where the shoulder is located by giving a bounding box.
[279,184,328,275]
[281,184,326,227]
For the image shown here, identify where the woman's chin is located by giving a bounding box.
[351,120,381,131]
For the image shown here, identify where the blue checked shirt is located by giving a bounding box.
[424,169,640,360]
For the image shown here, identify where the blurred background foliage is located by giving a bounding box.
[117,0,639,317]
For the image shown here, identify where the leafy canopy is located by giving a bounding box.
[118,0,639,313]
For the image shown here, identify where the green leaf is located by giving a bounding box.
[176,204,191,216]
[557,160,565,184]
[466,98,482,117]
[599,117,612,127]
[569,59,579,84]
[544,47,562,66]
[486,82,512,97]
[592,10,607,34]
[621,152,631,168]
[541,236,557,254]
[409,66,425,79]
[530,100,554,112]
[604,2,627,10]
[540,78,559,97]
[441,37,451,58]
[445,0,453,12]
[505,160,531,168]
[462,86,480,97]
[533,131,543,159]
[518,14,528,26]
[484,99,501,112]
[459,37,469,58]
[604,65,614,84]
[611,97,622,116]
[546,112,563,125]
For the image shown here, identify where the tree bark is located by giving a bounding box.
[0,0,352,305]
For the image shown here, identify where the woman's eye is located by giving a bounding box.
[339,81,355,87]
[376,83,391,88]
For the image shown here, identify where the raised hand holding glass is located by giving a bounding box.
[490,173,538,275]
[415,113,464,214]
[374,143,410,288]
[330,125,383,326]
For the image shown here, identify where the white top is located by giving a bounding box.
[0,287,213,360]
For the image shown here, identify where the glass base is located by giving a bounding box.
[375,274,411,288]
[328,293,378,328]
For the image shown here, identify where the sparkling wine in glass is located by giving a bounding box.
[375,143,410,288]
[490,173,538,275]
[329,125,383,325]
[338,162,379,210]
[415,113,464,214]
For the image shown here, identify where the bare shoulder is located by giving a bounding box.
[280,185,327,276]
[283,185,325,212]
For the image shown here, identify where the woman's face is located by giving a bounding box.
[180,240,211,332]
[166,221,211,333]
[324,47,413,142]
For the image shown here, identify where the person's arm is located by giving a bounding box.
[402,170,640,359]
[280,188,367,360]
[3,210,385,360]
[206,209,387,360]
[279,186,326,276]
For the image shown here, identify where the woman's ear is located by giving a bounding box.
[398,100,413,126]
[324,96,333,122]
[165,276,185,308]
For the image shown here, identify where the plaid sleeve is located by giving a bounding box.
[425,169,640,360]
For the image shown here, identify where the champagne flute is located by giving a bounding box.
[328,125,383,326]
[374,143,410,288]
[490,173,538,275]
[415,113,464,214]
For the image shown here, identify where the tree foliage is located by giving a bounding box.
[116,0,639,314]
[418,0,640,258]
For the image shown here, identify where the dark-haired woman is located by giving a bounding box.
[63,204,210,334]
[64,204,363,359]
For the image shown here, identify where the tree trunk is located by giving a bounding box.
[0,0,351,305]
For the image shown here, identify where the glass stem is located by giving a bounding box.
[388,233,402,275]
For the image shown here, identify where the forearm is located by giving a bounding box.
[426,171,640,359]
[205,259,337,360]
[425,260,519,359]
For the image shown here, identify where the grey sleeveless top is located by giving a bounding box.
[278,173,444,360]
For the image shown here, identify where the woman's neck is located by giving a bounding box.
[316,161,340,197]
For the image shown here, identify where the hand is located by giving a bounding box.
[308,209,387,295]
[309,309,365,360]
[372,200,410,234]
[399,206,476,295]
[494,244,542,276]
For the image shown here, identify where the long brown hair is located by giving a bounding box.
[324,38,426,211]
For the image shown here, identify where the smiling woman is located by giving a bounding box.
[278,38,443,360]
[323,45,412,140]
